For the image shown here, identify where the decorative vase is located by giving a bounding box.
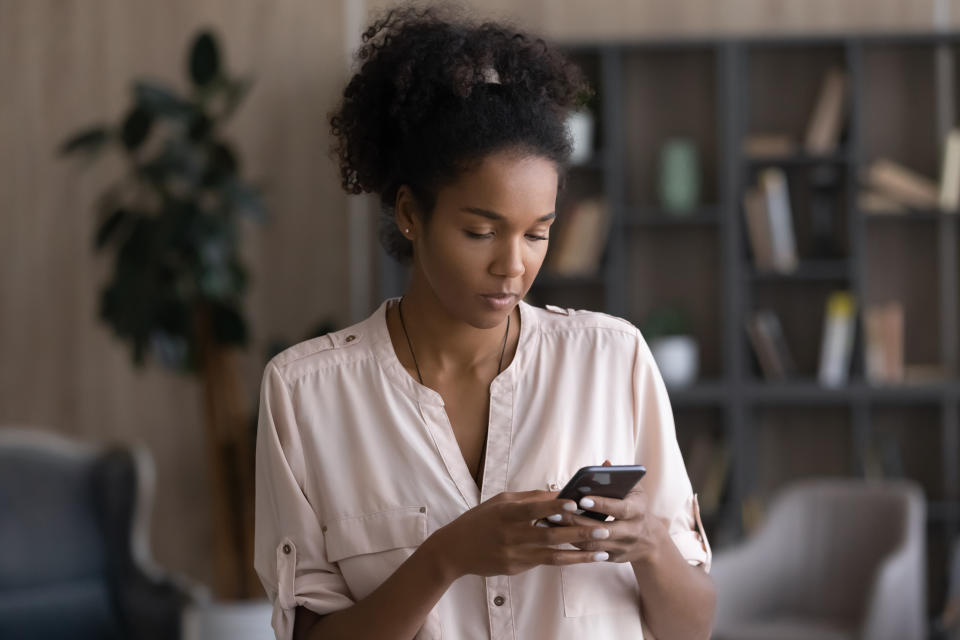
[658,137,700,214]
[650,335,699,387]
[566,109,595,165]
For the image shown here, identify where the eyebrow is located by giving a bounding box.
[461,207,556,222]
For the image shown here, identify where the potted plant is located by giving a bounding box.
[642,306,699,387]
[58,29,264,600]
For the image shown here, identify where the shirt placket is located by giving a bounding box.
[482,375,516,640]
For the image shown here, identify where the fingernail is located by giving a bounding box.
[562,501,578,512]
[591,527,609,539]
[547,514,563,522]
[580,497,595,508]
[592,551,609,562]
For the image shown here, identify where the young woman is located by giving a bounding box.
[254,6,715,640]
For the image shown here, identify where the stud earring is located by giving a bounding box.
[405,228,410,233]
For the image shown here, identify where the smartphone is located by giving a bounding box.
[547,465,646,526]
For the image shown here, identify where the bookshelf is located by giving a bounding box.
[375,33,960,625]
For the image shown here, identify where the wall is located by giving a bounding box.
[2,0,958,593]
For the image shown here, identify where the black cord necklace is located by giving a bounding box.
[397,296,510,487]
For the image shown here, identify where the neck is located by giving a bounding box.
[396,273,516,379]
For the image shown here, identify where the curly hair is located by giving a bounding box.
[329,3,593,264]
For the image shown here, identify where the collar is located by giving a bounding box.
[370,296,539,407]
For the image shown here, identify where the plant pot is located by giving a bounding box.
[649,335,699,387]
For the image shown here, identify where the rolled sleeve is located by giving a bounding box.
[254,361,355,640]
[632,333,713,573]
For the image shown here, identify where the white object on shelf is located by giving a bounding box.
[566,109,595,164]
[181,599,274,640]
[650,336,699,387]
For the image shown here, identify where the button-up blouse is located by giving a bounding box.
[254,297,711,640]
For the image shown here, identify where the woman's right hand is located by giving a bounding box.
[431,490,612,579]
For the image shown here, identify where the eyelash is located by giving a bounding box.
[465,231,549,241]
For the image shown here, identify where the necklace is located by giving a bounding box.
[397,296,510,486]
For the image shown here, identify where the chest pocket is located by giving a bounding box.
[560,560,641,618]
[324,506,428,601]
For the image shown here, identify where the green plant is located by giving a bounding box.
[59,29,264,600]
[641,305,691,340]
[59,30,264,372]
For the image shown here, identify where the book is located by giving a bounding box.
[818,291,857,387]
[747,310,796,380]
[742,133,796,157]
[940,128,960,212]
[859,189,908,215]
[804,68,847,155]
[864,302,904,385]
[545,197,610,276]
[743,187,776,271]
[866,158,940,210]
[759,168,799,273]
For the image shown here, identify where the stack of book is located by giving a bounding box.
[743,168,798,273]
[741,66,848,158]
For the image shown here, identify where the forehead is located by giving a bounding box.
[437,152,559,215]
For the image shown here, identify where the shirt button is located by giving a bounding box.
[493,595,505,606]
[549,483,559,491]
[345,335,356,343]
[282,543,292,554]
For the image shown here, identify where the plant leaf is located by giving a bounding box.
[58,126,111,156]
[121,107,153,151]
[94,208,132,250]
[189,31,221,88]
[134,81,195,119]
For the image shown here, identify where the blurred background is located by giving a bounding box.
[4,1,960,638]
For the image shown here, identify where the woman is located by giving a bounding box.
[254,5,715,639]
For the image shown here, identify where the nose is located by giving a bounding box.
[490,236,525,279]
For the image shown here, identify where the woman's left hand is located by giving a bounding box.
[553,459,668,565]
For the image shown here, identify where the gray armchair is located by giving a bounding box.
[0,427,210,640]
[711,478,926,640]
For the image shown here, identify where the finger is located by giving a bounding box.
[577,495,630,520]
[602,459,612,466]
[535,548,611,566]
[519,521,612,546]
[505,497,580,522]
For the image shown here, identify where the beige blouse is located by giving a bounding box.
[254,297,711,640]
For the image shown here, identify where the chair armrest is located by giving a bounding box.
[712,536,784,628]
[861,540,926,640]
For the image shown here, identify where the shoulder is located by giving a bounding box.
[530,302,641,342]
[266,314,380,387]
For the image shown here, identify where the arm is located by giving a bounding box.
[294,531,455,640]
[631,526,716,640]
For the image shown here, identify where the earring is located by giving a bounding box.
[405,228,410,233]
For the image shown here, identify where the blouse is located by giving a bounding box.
[254,296,711,640]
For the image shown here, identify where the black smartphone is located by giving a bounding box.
[547,465,646,526]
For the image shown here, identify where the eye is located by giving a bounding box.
[526,234,549,241]
[464,230,493,239]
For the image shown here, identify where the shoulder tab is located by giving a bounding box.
[328,329,364,349]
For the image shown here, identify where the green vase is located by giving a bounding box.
[658,138,700,214]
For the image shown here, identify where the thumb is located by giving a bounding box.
[602,459,612,467]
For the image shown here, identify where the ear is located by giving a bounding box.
[394,185,420,240]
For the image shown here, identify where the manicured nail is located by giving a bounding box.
[580,497,595,508]
[592,551,609,562]
[547,514,563,522]
[591,527,610,539]
[562,501,578,512]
